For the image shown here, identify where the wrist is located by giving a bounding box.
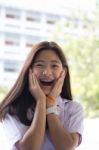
[37,99,46,107]
[46,105,60,116]
[46,96,56,108]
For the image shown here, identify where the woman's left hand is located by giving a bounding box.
[47,70,66,106]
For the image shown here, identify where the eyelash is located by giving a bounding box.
[36,64,43,66]
[34,64,59,68]
[52,65,59,68]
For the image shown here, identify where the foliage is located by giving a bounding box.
[52,10,99,118]
[64,34,99,118]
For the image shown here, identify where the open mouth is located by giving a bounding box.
[40,79,55,86]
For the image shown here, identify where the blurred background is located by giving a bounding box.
[0,0,99,149]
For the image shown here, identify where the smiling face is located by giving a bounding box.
[32,49,64,95]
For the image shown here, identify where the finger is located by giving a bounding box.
[29,69,34,92]
[32,73,39,87]
[32,72,36,85]
[55,76,64,88]
[60,70,66,78]
[54,75,65,92]
[58,72,65,86]
[49,71,65,96]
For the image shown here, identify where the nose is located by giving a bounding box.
[42,66,52,77]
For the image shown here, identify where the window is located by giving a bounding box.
[5,7,21,20]
[4,33,20,46]
[26,11,41,23]
[4,60,20,72]
[46,14,60,25]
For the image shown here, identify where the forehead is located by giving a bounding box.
[34,49,61,62]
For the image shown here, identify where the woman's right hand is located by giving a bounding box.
[29,69,46,102]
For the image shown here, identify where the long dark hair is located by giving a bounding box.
[0,41,72,125]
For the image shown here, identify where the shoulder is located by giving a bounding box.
[67,100,83,111]
[2,114,22,128]
[59,96,83,114]
[2,114,28,139]
[0,114,28,150]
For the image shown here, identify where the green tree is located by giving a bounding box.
[51,9,99,118]
[64,34,99,118]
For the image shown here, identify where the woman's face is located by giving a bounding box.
[32,49,65,95]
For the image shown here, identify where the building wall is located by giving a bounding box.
[0,3,96,87]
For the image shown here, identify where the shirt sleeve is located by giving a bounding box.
[2,114,28,150]
[64,101,84,145]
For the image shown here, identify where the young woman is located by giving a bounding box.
[0,41,83,150]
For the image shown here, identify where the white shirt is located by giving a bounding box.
[0,96,84,150]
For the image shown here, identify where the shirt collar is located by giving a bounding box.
[57,96,70,105]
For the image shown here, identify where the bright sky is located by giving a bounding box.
[0,0,96,11]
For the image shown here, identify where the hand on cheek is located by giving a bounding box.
[46,70,66,107]
[29,69,46,102]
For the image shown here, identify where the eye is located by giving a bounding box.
[36,64,43,66]
[34,63,44,68]
[52,64,59,68]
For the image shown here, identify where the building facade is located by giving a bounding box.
[0,0,97,87]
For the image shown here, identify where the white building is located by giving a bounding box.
[0,0,97,87]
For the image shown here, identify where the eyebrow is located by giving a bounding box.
[34,60,62,64]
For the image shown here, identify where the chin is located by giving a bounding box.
[44,91,50,96]
[42,89,51,96]
[40,85,52,96]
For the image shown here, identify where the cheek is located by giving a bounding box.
[54,70,62,79]
[32,69,41,78]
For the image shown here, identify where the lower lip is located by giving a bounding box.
[41,84,52,87]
